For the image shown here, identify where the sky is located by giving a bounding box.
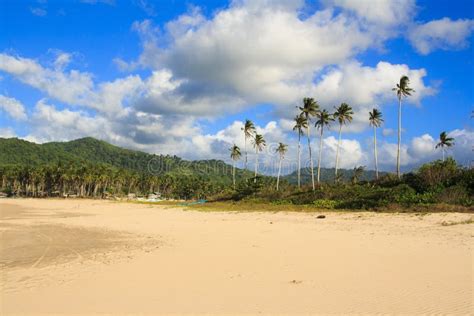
[0,0,473,174]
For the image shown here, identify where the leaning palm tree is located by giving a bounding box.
[252,134,266,183]
[315,109,334,184]
[435,131,454,161]
[275,142,288,191]
[333,103,354,182]
[369,108,384,180]
[298,98,319,190]
[351,165,366,184]
[241,119,256,171]
[393,76,414,179]
[229,144,241,189]
[292,114,307,188]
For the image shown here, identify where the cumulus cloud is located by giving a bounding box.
[0,95,27,120]
[0,53,144,113]
[408,18,474,54]
[375,129,474,171]
[310,61,434,131]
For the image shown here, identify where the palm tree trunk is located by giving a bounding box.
[335,123,342,182]
[374,126,379,180]
[297,133,301,189]
[442,147,445,162]
[397,96,402,179]
[232,160,236,189]
[317,127,324,184]
[254,148,258,183]
[307,124,315,191]
[277,155,282,191]
[244,137,247,171]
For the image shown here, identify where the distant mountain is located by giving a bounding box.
[0,137,253,182]
[283,167,388,184]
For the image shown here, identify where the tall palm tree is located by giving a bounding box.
[252,134,266,183]
[333,103,354,182]
[393,76,414,179]
[275,142,288,191]
[435,131,454,161]
[242,119,256,171]
[299,98,319,190]
[315,109,334,184]
[229,144,241,189]
[292,114,307,189]
[369,108,384,180]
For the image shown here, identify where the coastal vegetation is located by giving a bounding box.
[0,76,471,211]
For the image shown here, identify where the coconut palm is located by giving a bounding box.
[369,108,384,180]
[333,103,354,182]
[292,114,307,188]
[435,131,454,161]
[298,98,319,190]
[393,76,414,179]
[315,109,334,184]
[229,144,241,189]
[351,165,365,184]
[252,134,266,183]
[241,119,256,171]
[275,142,288,191]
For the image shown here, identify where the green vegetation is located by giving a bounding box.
[203,158,472,212]
[1,76,470,213]
[0,137,254,199]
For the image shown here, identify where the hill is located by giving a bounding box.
[0,137,251,180]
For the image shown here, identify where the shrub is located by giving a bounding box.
[312,199,338,209]
[435,185,472,206]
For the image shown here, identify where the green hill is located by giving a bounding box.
[0,137,249,179]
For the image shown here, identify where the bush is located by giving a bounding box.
[312,199,338,209]
[435,185,472,206]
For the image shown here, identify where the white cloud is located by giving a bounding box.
[0,53,144,113]
[30,7,47,16]
[325,0,416,26]
[310,61,434,132]
[376,129,474,171]
[0,95,27,120]
[0,127,16,138]
[408,18,474,54]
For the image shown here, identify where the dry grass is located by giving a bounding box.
[440,217,474,226]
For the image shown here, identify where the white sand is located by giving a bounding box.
[1,199,473,315]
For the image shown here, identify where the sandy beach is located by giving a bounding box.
[0,199,472,315]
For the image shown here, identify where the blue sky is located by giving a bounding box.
[0,0,473,173]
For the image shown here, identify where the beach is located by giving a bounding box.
[1,199,472,315]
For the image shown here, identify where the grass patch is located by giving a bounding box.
[185,201,474,214]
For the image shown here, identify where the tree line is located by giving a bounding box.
[230,76,456,191]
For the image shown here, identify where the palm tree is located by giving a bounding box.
[242,119,256,171]
[435,131,454,161]
[351,166,365,184]
[393,76,414,179]
[275,142,288,191]
[292,115,307,188]
[298,98,319,190]
[369,108,384,180]
[315,109,334,184]
[333,103,354,182]
[229,144,241,189]
[252,134,266,183]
